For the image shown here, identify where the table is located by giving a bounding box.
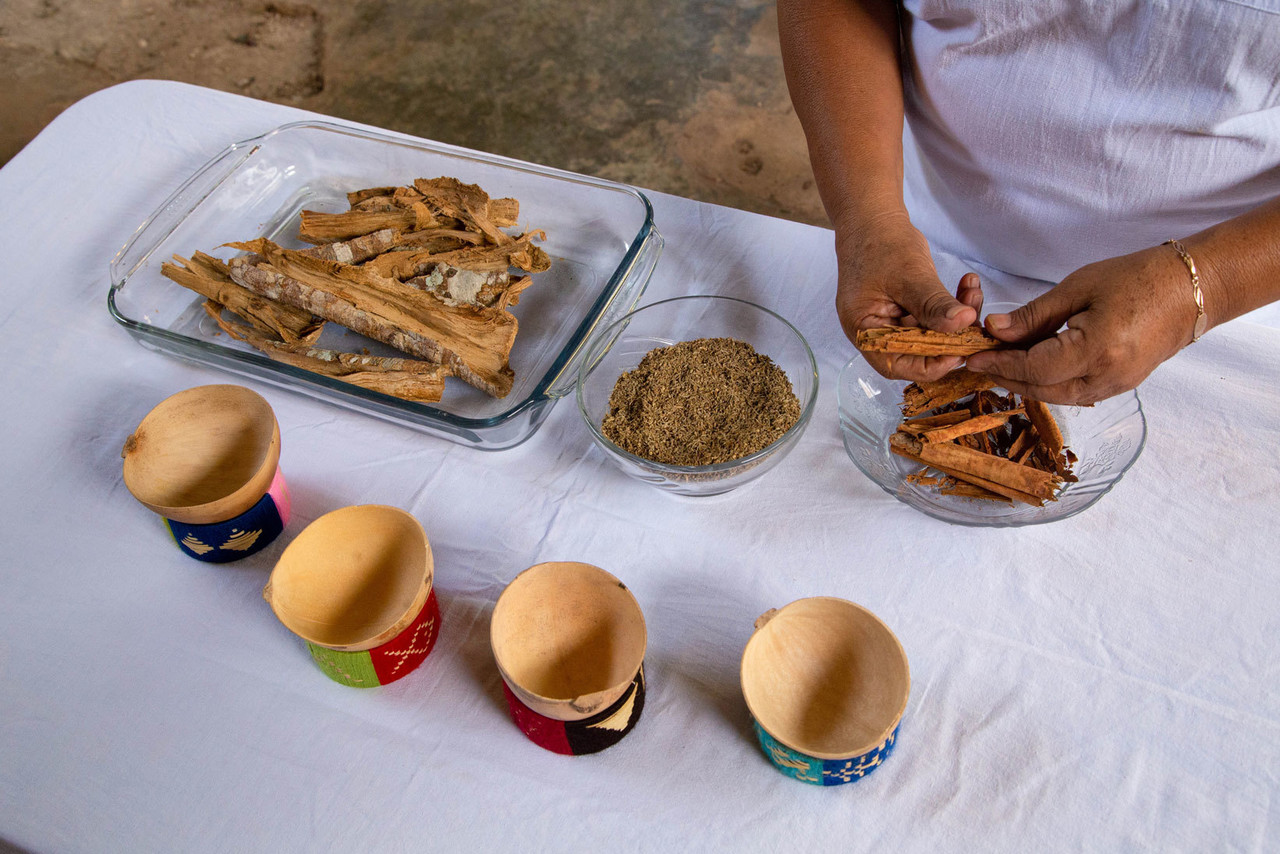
[2,80,1278,852]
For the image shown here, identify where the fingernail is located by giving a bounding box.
[945,304,967,320]
[987,313,1011,332]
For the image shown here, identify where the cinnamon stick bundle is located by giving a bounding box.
[890,374,1076,506]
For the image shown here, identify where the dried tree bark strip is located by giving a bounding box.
[902,370,997,416]
[1024,399,1065,458]
[302,228,400,265]
[899,410,971,435]
[161,253,323,344]
[857,326,1003,356]
[920,407,1025,444]
[207,304,450,402]
[917,440,1062,501]
[226,240,516,397]
[890,433,1044,506]
[298,209,421,244]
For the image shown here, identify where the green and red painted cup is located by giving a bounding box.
[264,505,440,688]
[740,597,910,786]
[491,561,647,755]
[122,384,290,563]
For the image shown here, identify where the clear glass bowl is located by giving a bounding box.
[837,352,1146,527]
[576,295,819,497]
[108,121,663,450]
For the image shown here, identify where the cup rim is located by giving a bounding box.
[574,294,820,474]
[264,504,433,652]
[740,596,910,761]
[122,384,281,524]
[491,561,647,721]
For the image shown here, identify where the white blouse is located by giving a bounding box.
[899,0,1280,284]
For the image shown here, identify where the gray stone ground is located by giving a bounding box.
[0,0,827,226]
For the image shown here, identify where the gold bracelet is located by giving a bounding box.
[1164,239,1208,343]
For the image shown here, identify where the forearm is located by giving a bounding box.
[1181,195,1280,336]
[776,0,908,232]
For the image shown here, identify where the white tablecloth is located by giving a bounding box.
[1,81,1277,852]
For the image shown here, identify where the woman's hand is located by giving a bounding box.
[964,245,1197,404]
[838,212,981,382]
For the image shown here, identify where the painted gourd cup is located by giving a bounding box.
[122,384,290,563]
[491,561,647,755]
[263,505,440,688]
[740,597,910,786]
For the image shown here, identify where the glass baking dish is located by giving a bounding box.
[108,120,662,449]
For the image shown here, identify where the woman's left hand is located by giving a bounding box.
[964,245,1200,405]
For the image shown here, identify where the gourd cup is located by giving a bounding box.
[263,505,440,687]
[491,561,647,755]
[741,597,910,786]
[121,384,290,562]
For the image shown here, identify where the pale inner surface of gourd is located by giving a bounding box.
[492,564,645,701]
[743,599,908,758]
[126,388,275,508]
[272,507,427,648]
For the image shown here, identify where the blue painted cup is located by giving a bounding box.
[740,597,910,786]
[123,384,288,562]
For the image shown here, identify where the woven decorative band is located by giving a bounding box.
[753,721,900,786]
[502,665,646,756]
[164,468,291,563]
[307,589,441,688]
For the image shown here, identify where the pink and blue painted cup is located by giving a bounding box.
[122,384,289,562]
[740,597,910,786]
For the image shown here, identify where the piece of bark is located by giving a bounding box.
[917,440,1062,501]
[412,176,518,238]
[403,264,512,308]
[857,325,1003,356]
[297,209,424,244]
[939,481,1012,503]
[890,433,1044,506]
[161,253,324,345]
[347,186,399,206]
[902,370,997,416]
[898,410,972,436]
[1022,398,1071,476]
[206,304,450,402]
[301,228,400,265]
[920,407,1025,444]
[226,239,516,397]
[1007,421,1040,464]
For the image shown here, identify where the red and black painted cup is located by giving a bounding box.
[122,384,290,563]
[491,561,647,755]
[264,505,440,688]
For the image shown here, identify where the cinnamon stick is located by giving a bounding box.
[857,326,1002,356]
[902,370,997,416]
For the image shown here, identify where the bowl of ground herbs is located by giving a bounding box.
[576,295,818,496]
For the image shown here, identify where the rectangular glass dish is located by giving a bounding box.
[109,121,662,449]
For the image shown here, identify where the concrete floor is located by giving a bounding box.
[0,0,827,227]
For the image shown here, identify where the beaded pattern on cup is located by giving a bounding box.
[306,590,441,687]
[502,665,646,755]
[753,722,900,786]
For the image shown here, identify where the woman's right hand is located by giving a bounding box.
[836,212,982,382]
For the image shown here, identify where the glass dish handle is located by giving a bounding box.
[109,137,263,288]
[545,224,664,399]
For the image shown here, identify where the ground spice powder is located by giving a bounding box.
[601,337,801,466]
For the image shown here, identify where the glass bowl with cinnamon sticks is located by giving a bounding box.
[838,307,1146,526]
